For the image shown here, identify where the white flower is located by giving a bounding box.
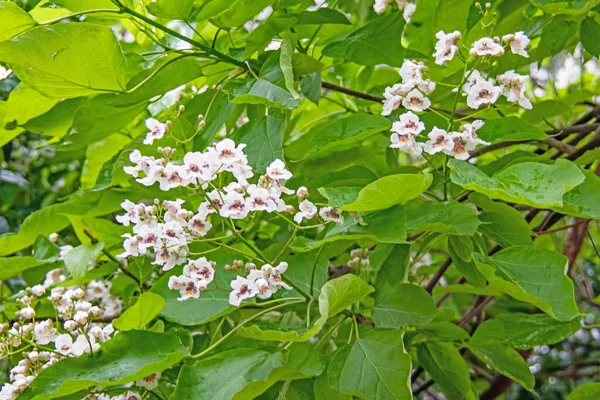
[266,159,292,181]
[262,262,292,291]
[30,285,45,297]
[417,79,436,94]
[122,391,142,400]
[102,295,123,318]
[470,37,504,57]
[185,257,215,285]
[153,246,187,271]
[159,164,190,191]
[116,200,141,226]
[423,127,454,155]
[502,32,529,57]
[0,66,12,80]
[118,233,140,258]
[461,120,489,148]
[496,70,532,109]
[229,276,258,306]
[390,133,423,155]
[136,225,163,254]
[220,191,249,219]
[161,221,187,246]
[392,111,425,135]
[319,207,344,224]
[462,69,486,93]
[73,311,89,325]
[136,372,161,390]
[402,89,431,112]
[400,60,425,85]
[210,138,247,166]
[466,80,501,109]
[54,334,73,355]
[182,151,218,183]
[373,0,392,14]
[86,280,111,300]
[433,30,461,65]
[443,132,471,160]
[71,334,97,357]
[403,2,416,22]
[89,324,114,342]
[143,118,168,145]
[34,320,57,345]
[246,187,277,212]
[0,383,18,400]
[294,200,318,223]
[19,307,35,320]
[187,214,212,237]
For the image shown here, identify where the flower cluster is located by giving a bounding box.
[390,112,488,160]
[119,135,344,306]
[228,262,291,306]
[0,274,119,399]
[463,69,531,110]
[382,60,436,116]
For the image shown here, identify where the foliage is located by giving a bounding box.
[0,0,599,399]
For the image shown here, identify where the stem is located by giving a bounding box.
[189,299,305,358]
[112,0,246,69]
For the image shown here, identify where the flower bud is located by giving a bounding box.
[73,311,88,326]
[19,307,35,320]
[64,320,77,331]
[48,233,59,243]
[72,288,84,300]
[350,249,362,259]
[296,186,309,201]
[284,205,295,214]
[30,285,45,297]
[28,351,39,361]
[89,306,101,317]
[360,258,371,268]
[245,262,256,271]
[347,258,360,269]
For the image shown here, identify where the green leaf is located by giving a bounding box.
[467,341,534,391]
[449,159,585,209]
[233,113,285,174]
[300,72,322,105]
[63,242,104,282]
[224,78,301,109]
[280,33,300,99]
[321,274,374,318]
[113,292,165,331]
[536,20,578,59]
[340,174,432,212]
[470,313,581,350]
[476,246,579,321]
[328,328,412,400]
[374,244,410,289]
[319,186,362,208]
[406,200,480,236]
[146,0,194,20]
[20,331,189,400]
[0,257,45,280]
[322,14,405,67]
[567,382,600,400]
[32,235,60,262]
[448,237,487,287]
[315,370,351,400]
[475,116,548,143]
[469,193,533,247]
[414,321,470,343]
[0,2,36,42]
[244,16,298,57]
[579,17,600,57]
[373,283,438,328]
[559,170,600,219]
[297,8,351,25]
[0,23,127,98]
[210,0,275,28]
[290,205,407,251]
[81,134,131,189]
[417,341,471,399]
[529,0,597,15]
[172,349,285,400]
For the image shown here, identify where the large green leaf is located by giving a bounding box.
[297,8,352,25]
[0,23,127,98]
[322,14,405,67]
[475,246,579,321]
[233,113,285,174]
[567,382,600,400]
[63,242,104,282]
[405,200,481,236]
[224,78,301,109]
[0,2,36,42]
[373,283,438,328]
[243,16,299,57]
[469,193,533,247]
[172,349,285,400]
[581,17,600,57]
[467,341,534,391]
[113,292,165,331]
[417,341,471,399]
[209,0,274,28]
[146,0,194,20]
[559,170,600,219]
[328,328,412,400]
[290,205,407,251]
[339,174,432,212]
[304,114,391,159]
[470,313,581,350]
[476,116,548,143]
[0,256,45,280]
[280,33,300,99]
[529,0,597,15]
[20,331,189,399]
[449,159,585,209]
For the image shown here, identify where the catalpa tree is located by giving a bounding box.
[0,0,599,399]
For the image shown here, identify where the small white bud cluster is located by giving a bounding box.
[348,248,372,270]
